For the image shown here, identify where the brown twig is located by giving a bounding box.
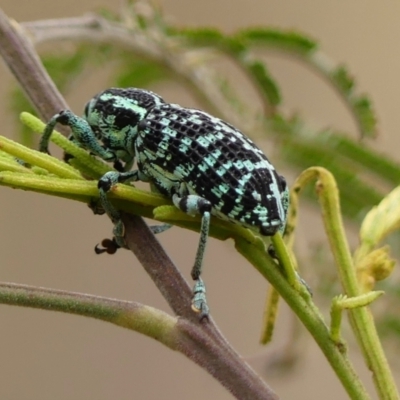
[0,8,278,400]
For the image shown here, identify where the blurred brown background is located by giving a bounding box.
[1,1,399,399]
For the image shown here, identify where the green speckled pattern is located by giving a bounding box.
[85,88,289,236]
[42,87,290,317]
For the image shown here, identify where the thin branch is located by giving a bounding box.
[0,282,279,400]
[0,10,67,120]
[0,9,278,400]
[0,282,177,343]
[122,213,195,319]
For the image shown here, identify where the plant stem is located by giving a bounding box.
[235,237,371,400]
[0,10,68,120]
[0,9,280,399]
[0,282,178,344]
[260,286,280,345]
[294,167,399,400]
[0,281,279,400]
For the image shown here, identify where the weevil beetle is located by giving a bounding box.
[41,88,289,319]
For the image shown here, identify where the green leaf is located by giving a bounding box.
[237,28,318,54]
[330,66,377,138]
[171,27,248,54]
[331,66,355,94]
[314,131,400,186]
[280,137,383,219]
[353,96,377,138]
[169,27,226,47]
[266,114,385,220]
[245,60,281,106]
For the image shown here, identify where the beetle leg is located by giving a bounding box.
[41,110,116,162]
[172,193,212,320]
[95,170,140,253]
